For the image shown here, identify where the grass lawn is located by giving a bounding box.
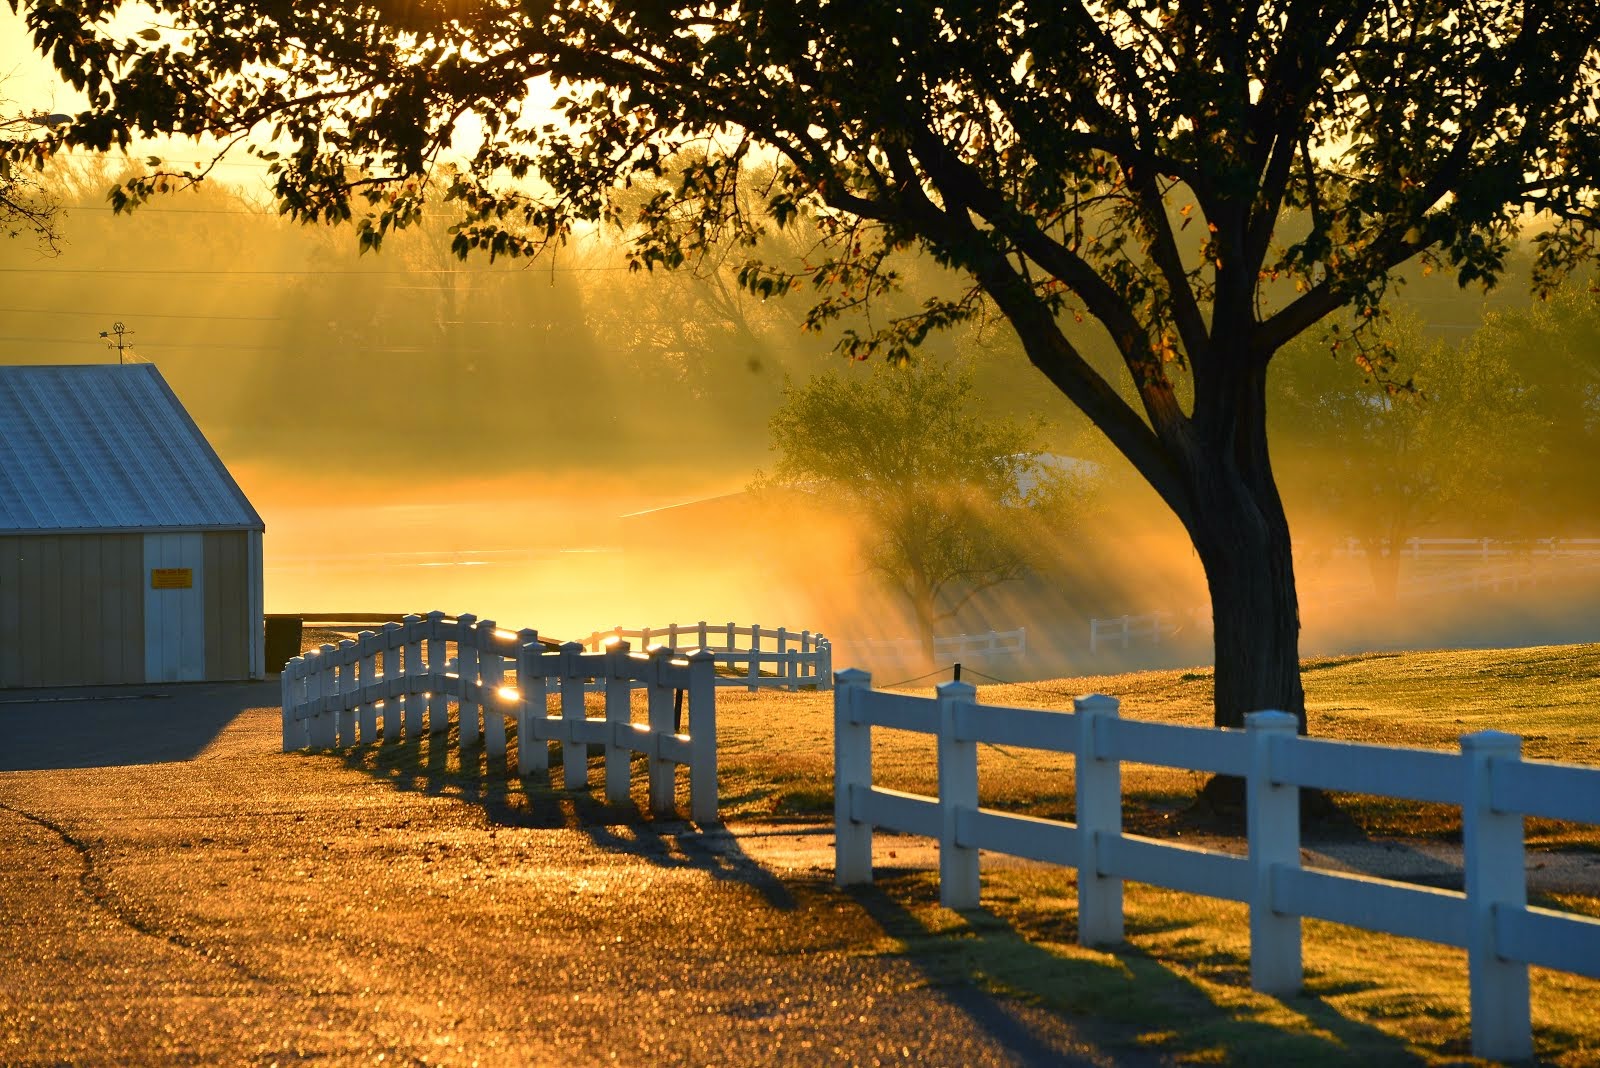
[334,638,1600,1064]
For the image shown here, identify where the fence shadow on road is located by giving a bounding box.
[332,729,799,910]
[847,874,1430,1067]
[0,680,278,771]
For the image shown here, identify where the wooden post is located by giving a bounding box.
[280,658,300,752]
[357,630,378,742]
[517,639,550,776]
[697,620,708,649]
[747,622,760,691]
[668,622,679,650]
[426,612,448,736]
[938,679,980,909]
[479,620,506,762]
[1247,710,1302,994]
[457,612,480,747]
[776,627,790,688]
[1075,694,1123,945]
[308,645,337,748]
[604,639,633,805]
[647,646,676,817]
[380,622,402,741]
[1462,730,1532,1061]
[402,614,424,736]
[688,649,718,824]
[560,641,589,791]
[834,668,873,886]
[335,640,357,746]
[818,638,833,691]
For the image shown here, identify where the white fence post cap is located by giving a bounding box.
[1461,730,1521,753]
[1246,710,1298,732]
[1074,693,1119,714]
[836,668,871,687]
[937,679,977,702]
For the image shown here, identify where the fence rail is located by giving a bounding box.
[842,627,1026,661]
[833,671,1600,1061]
[581,622,831,691]
[282,611,720,822]
[1334,536,1600,560]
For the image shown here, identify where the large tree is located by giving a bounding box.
[13,1,1600,736]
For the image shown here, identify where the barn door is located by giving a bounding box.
[143,533,206,682]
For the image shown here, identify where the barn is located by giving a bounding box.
[0,364,265,687]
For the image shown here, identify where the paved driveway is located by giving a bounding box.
[0,683,1157,1067]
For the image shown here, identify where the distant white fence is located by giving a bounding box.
[282,611,720,822]
[832,670,1600,1061]
[844,627,1026,661]
[581,622,831,691]
[1089,611,1207,652]
[1334,536,1600,561]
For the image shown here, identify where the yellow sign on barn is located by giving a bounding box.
[150,568,193,590]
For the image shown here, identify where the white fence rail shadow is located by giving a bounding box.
[842,627,1026,662]
[282,611,720,822]
[832,670,1600,1061]
[581,622,831,691]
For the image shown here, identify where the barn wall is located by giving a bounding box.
[203,531,251,680]
[0,534,145,687]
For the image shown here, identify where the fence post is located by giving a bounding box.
[426,612,448,736]
[1075,694,1123,946]
[647,646,676,817]
[747,622,760,691]
[308,645,337,747]
[457,612,480,747]
[517,641,550,776]
[402,614,424,736]
[380,622,402,740]
[356,630,378,742]
[1462,730,1531,1061]
[281,658,304,752]
[819,638,833,691]
[938,679,981,909]
[560,641,589,791]
[834,668,873,886]
[479,620,506,762]
[688,649,718,824]
[698,620,709,649]
[604,639,633,804]
[335,640,357,746]
[1121,615,1131,650]
[1247,710,1302,995]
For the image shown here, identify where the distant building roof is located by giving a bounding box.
[0,364,262,535]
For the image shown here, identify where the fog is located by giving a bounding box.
[5,162,1598,671]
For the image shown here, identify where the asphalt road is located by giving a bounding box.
[0,682,1161,1067]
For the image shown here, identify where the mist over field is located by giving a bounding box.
[5,161,1598,663]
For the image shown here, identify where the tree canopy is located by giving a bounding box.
[12,0,1600,734]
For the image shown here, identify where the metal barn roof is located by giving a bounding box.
[0,364,263,535]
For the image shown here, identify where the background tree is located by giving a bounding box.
[757,359,1080,655]
[16,0,1600,748]
[1274,315,1545,601]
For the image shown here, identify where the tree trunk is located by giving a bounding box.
[1180,360,1307,736]
[1186,463,1307,734]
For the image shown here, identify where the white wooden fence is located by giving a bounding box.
[1335,536,1600,561]
[1088,611,1209,652]
[581,622,831,691]
[281,611,720,822]
[844,627,1027,661]
[832,670,1600,1060]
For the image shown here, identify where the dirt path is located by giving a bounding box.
[0,685,1159,1067]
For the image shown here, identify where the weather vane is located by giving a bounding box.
[99,322,135,364]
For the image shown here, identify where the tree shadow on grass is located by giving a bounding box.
[849,873,1433,1067]
[329,727,798,909]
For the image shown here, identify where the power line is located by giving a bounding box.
[0,264,634,276]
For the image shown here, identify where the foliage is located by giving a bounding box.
[15,0,1600,727]
[0,88,61,250]
[1273,314,1546,598]
[756,359,1080,648]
